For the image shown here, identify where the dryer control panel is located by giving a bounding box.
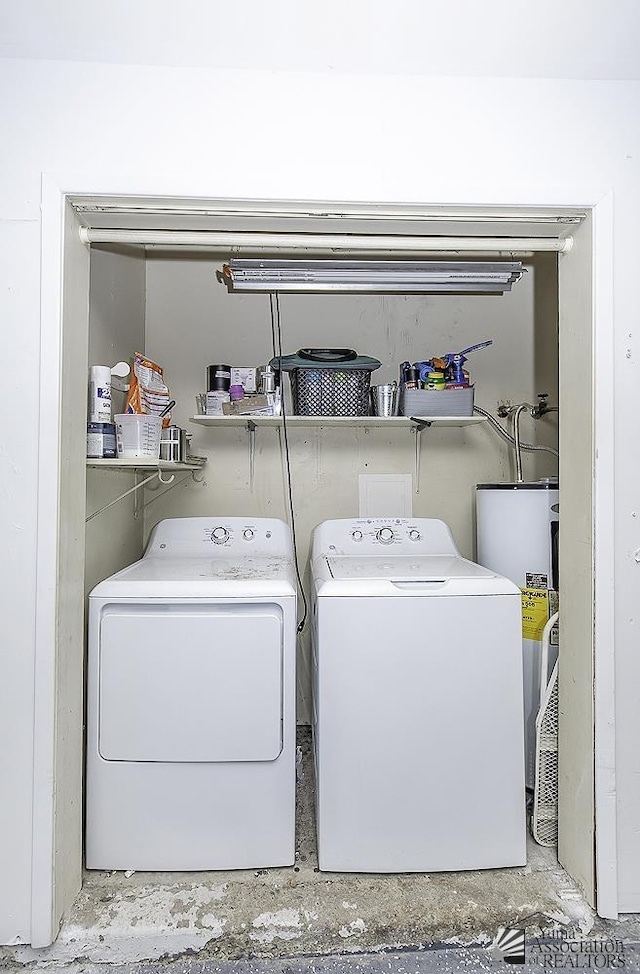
[312,517,460,559]
[144,517,293,558]
[206,524,266,547]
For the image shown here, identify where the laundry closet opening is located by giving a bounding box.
[50,197,597,953]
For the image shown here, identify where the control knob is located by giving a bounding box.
[408,529,421,541]
[243,528,255,541]
[352,530,363,542]
[377,527,394,544]
[211,526,229,544]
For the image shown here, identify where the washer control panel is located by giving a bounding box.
[315,517,459,558]
[376,527,395,544]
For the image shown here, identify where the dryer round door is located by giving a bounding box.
[98,602,283,762]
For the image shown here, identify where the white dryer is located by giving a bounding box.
[310,517,526,873]
[86,517,296,871]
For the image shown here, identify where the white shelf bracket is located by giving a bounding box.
[86,471,161,522]
[133,471,142,520]
[142,470,204,511]
[86,468,197,522]
[410,417,433,494]
[247,420,257,493]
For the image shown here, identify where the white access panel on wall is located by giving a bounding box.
[358,474,413,517]
[99,605,283,762]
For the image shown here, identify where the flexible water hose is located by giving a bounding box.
[473,404,559,460]
[513,402,529,482]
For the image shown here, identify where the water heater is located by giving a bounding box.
[476,481,559,789]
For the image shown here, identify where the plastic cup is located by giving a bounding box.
[114,413,162,459]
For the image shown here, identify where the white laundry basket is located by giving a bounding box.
[532,611,559,847]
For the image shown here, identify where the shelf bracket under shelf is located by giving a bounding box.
[86,468,180,522]
[409,417,433,494]
[247,419,257,493]
[409,416,434,432]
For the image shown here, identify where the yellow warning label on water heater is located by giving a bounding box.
[521,587,550,640]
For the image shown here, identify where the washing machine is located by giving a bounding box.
[86,516,296,871]
[310,517,526,873]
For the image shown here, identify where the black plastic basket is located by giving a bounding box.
[272,349,381,417]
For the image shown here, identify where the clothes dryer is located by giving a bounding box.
[86,517,296,871]
[310,517,525,873]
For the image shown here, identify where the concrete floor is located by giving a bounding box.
[13,944,640,974]
[1,730,626,971]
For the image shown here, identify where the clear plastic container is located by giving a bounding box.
[114,413,162,459]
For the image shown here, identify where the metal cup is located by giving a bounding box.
[370,382,398,416]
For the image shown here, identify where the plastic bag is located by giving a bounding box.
[126,353,172,427]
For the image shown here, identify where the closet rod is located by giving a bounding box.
[79,228,573,254]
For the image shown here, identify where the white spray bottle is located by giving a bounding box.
[88,361,130,423]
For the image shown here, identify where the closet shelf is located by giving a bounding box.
[87,458,206,471]
[189,415,486,429]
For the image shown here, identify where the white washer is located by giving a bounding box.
[86,516,296,871]
[310,517,526,873]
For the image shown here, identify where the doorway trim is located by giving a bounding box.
[32,176,618,945]
[591,192,617,918]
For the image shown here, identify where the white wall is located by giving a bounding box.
[0,211,40,946]
[85,248,146,594]
[1,52,639,941]
[2,0,640,80]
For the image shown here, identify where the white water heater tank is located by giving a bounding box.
[476,480,559,789]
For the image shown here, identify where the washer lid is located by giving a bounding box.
[327,555,495,580]
[317,554,520,596]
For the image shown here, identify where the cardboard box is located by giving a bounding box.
[205,391,230,415]
[222,395,272,416]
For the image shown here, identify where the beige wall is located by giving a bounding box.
[142,253,558,720]
[85,247,146,595]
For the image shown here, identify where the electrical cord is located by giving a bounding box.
[270,292,309,633]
